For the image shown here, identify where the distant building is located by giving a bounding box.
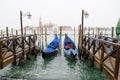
[59,26,73,31]
[42,22,55,31]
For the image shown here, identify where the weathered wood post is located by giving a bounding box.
[98,28,100,36]
[42,27,44,50]
[6,27,8,37]
[19,36,25,65]
[34,30,36,49]
[92,28,94,37]
[78,25,80,49]
[39,28,42,53]
[113,48,120,80]
[100,42,104,71]
[34,30,37,58]
[1,30,2,37]
[16,30,18,36]
[92,39,95,66]
[0,41,3,69]
[24,27,26,36]
[37,27,40,46]
[12,38,17,65]
[27,35,31,60]
[6,27,9,47]
[78,25,82,59]
[88,27,90,36]
[112,27,114,37]
[74,27,75,44]
[45,26,47,48]
[59,26,62,53]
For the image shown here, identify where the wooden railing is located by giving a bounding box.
[0,35,37,69]
[82,35,120,80]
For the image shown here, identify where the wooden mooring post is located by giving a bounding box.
[39,27,41,52]
[78,25,82,59]
[0,41,3,69]
[59,26,62,53]
[42,27,44,50]
[37,27,39,46]
[97,28,100,36]
[6,27,8,37]
[34,30,37,58]
[45,26,47,48]
[112,27,114,37]
[24,27,26,35]
[16,30,18,36]
[74,27,75,44]
[19,36,25,65]
[12,38,17,65]
[1,30,2,37]
[92,28,94,37]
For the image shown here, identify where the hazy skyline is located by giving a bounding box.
[0,0,120,29]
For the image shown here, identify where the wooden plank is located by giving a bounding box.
[114,49,120,80]
[6,27,8,37]
[74,27,75,43]
[0,41,3,69]
[59,27,62,53]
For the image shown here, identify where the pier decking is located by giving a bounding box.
[81,35,120,80]
[0,35,38,69]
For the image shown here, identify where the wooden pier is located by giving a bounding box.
[80,35,120,80]
[0,34,38,69]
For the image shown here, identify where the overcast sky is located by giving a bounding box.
[0,0,120,29]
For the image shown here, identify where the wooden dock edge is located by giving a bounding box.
[95,57,115,80]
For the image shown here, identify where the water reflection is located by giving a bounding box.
[42,55,56,69]
[65,57,77,69]
[0,53,107,80]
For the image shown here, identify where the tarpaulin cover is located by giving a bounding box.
[47,35,60,49]
[64,34,76,49]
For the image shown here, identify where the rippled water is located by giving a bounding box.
[0,34,107,80]
[0,52,107,80]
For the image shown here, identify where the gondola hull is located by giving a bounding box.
[42,48,57,58]
[64,34,78,60]
[41,35,60,58]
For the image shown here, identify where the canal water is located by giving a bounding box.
[0,52,107,80]
[0,33,107,80]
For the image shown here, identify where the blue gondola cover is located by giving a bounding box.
[47,35,60,49]
[64,34,76,49]
[42,35,60,55]
[64,34,78,59]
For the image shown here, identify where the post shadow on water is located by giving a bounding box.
[65,57,77,69]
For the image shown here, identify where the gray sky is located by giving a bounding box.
[0,0,120,29]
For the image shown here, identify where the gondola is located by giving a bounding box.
[64,34,78,60]
[42,35,60,58]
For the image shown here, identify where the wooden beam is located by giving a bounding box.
[74,27,75,43]
[112,27,114,38]
[114,49,120,80]
[0,41,3,69]
[6,27,8,37]
[59,27,62,53]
